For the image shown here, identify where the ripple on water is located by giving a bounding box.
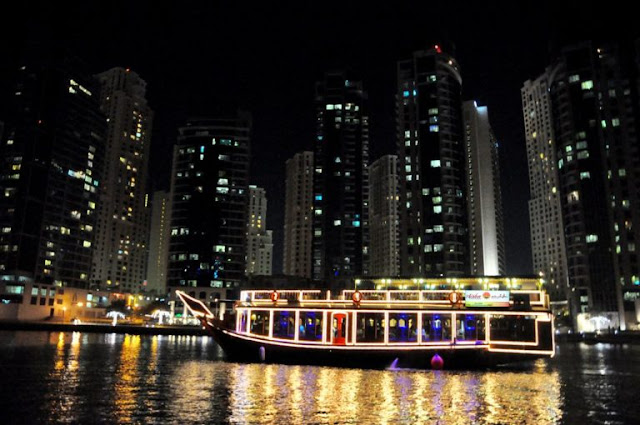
[0,332,639,424]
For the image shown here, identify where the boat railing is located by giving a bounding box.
[241,289,550,310]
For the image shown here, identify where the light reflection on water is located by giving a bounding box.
[0,331,639,424]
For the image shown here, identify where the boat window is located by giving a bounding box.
[455,314,485,341]
[489,315,537,342]
[421,313,452,342]
[388,313,418,343]
[239,310,248,333]
[299,311,323,341]
[249,310,270,336]
[273,310,295,339]
[356,313,385,343]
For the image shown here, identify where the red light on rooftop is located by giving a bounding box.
[126,68,130,72]
[434,44,442,53]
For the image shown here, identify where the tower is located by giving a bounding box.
[397,45,468,277]
[312,71,370,287]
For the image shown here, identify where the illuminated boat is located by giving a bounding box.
[176,277,555,369]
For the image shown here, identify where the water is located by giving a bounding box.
[0,331,638,424]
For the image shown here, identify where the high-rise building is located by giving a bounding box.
[397,45,468,277]
[545,41,640,328]
[368,155,400,277]
[91,68,153,294]
[283,151,314,278]
[313,71,369,287]
[168,114,250,300]
[246,186,273,276]
[463,101,506,276]
[145,190,171,295]
[0,47,106,289]
[522,74,569,300]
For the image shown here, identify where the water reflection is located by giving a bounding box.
[1,331,639,424]
[220,361,563,424]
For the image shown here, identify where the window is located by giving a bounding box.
[388,313,418,342]
[422,313,451,341]
[273,311,295,339]
[356,313,385,343]
[299,311,323,341]
[586,234,598,243]
[581,80,593,90]
[249,310,270,336]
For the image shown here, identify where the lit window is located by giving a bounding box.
[612,118,620,127]
[569,74,580,83]
[334,220,341,226]
[586,234,598,243]
[580,172,591,179]
[581,80,593,90]
[433,206,442,214]
[429,125,439,132]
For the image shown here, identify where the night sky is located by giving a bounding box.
[0,1,634,275]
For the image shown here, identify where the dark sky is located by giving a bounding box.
[0,1,634,275]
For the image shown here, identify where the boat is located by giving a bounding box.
[176,277,555,369]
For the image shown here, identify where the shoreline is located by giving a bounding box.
[0,320,208,336]
[2,321,640,344]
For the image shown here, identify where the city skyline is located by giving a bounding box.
[0,1,634,275]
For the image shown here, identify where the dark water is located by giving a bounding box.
[0,331,638,424]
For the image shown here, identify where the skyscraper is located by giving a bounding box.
[168,114,250,300]
[145,190,171,296]
[397,45,468,278]
[246,186,273,276]
[463,101,506,276]
[368,155,400,277]
[313,71,369,287]
[283,151,313,278]
[545,41,640,328]
[522,74,569,300]
[0,47,106,289]
[91,67,153,294]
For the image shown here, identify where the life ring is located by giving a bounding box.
[352,290,363,305]
[448,291,462,305]
[270,290,279,303]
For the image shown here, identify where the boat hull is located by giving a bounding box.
[205,321,549,370]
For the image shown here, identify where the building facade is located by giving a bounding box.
[368,155,400,277]
[91,68,153,294]
[145,190,171,295]
[463,101,506,276]
[397,45,468,278]
[246,186,273,276]
[313,71,369,286]
[283,151,314,278]
[0,47,106,290]
[522,74,569,301]
[167,115,250,303]
[547,42,640,327]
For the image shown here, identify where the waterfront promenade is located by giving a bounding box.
[0,320,207,336]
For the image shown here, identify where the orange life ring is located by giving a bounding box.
[352,290,363,305]
[270,290,279,303]
[448,291,461,305]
